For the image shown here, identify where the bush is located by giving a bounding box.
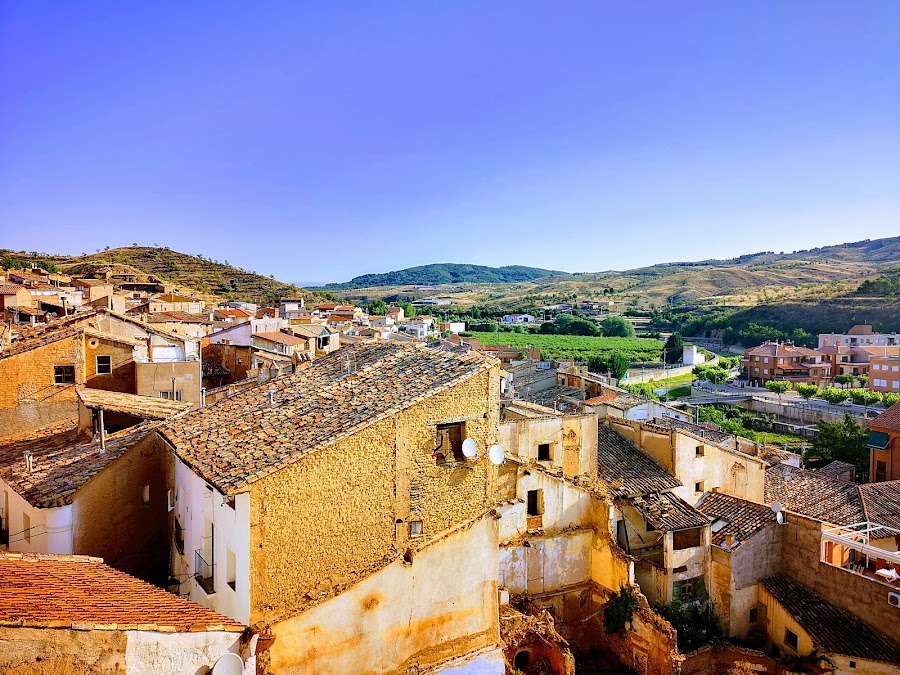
[603,586,640,634]
[883,392,900,408]
[653,598,722,652]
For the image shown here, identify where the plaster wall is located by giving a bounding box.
[499,413,598,477]
[0,478,72,554]
[135,360,201,406]
[499,529,593,594]
[84,337,137,394]
[266,515,500,675]
[0,626,126,673]
[124,629,250,675]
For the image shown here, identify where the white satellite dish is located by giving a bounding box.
[462,438,478,459]
[776,511,785,525]
[488,444,505,465]
[212,653,243,675]
[770,501,782,514]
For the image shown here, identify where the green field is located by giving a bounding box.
[467,332,664,361]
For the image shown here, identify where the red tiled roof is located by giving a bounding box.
[0,552,244,632]
[584,393,617,405]
[870,402,900,432]
[253,331,306,346]
[696,492,776,547]
[0,284,26,294]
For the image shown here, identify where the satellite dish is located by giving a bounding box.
[488,444,505,465]
[776,511,785,525]
[770,501,782,514]
[462,438,478,459]
[212,653,243,675]
[505,373,514,386]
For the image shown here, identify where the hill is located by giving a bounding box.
[321,263,565,289]
[0,246,331,306]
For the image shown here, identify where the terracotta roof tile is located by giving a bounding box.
[160,342,495,494]
[764,464,864,525]
[761,574,900,662]
[77,388,192,420]
[626,491,709,532]
[0,552,244,633]
[596,426,680,497]
[252,331,307,346]
[696,492,776,547]
[870,402,900,433]
[859,481,900,532]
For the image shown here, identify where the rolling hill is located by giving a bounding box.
[0,246,332,306]
[321,263,565,289]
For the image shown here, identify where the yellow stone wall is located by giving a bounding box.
[248,365,500,626]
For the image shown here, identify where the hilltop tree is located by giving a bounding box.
[663,332,684,364]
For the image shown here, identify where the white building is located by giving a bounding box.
[501,314,536,324]
[208,317,288,347]
[683,344,706,366]
[819,324,899,349]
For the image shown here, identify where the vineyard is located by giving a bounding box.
[466,332,664,362]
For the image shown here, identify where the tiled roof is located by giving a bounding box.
[848,324,875,335]
[764,465,864,525]
[761,574,900,662]
[607,393,645,410]
[0,422,154,508]
[145,311,213,324]
[0,552,244,633]
[651,417,734,447]
[1,323,83,360]
[859,481,900,532]
[696,492,776,547]
[502,400,561,420]
[290,324,331,338]
[584,393,617,405]
[816,460,856,480]
[152,293,198,303]
[159,342,495,494]
[0,284,26,294]
[625,492,709,532]
[77,388,192,420]
[870,402,900,432]
[252,331,306,346]
[597,426,680,497]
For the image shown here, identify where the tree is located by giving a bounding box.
[883,392,900,409]
[603,586,640,635]
[610,353,630,380]
[811,412,869,482]
[702,366,729,396]
[765,380,792,404]
[833,374,854,389]
[367,299,389,316]
[601,316,636,338]
[857,375,869,388]
[821,387,850,405]
[794,383,820,401]
[663,332,684,364]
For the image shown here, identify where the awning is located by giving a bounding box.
[868,431,890,450]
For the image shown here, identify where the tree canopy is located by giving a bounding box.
[810,413,869,482]
[663,332,684,364]
[601,316,635,338]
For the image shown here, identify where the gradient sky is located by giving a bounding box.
[2,2,898,284]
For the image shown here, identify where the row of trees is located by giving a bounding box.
[538,314,635,338]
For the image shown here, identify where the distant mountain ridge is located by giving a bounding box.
[321,263,566,289]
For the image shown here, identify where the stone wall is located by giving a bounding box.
[0,334,81,436]
[0,626,126,674]
[681,645,791,675]
[779,512,900,644]
[248,366,500,627]
[84,336,136,393]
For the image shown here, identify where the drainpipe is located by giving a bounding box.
[99,408,107,454]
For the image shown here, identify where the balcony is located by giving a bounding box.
[822,521,900,590]
[194,549,215,594]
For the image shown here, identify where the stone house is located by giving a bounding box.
[148,293,204,314]
[159,342,506,674]
[0,551,258,675]
[0,283,32,312]
[250,331,308,357]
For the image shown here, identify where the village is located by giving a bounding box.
[1,264,900,675]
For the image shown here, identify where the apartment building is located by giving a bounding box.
[819,324,899,349]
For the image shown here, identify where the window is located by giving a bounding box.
[873,364,881,370]
[673,577,698,603]
[876,461,887,483]
[537,443,551,461]
[174,518,185,555]
[167,488,175,512]
[849,661,856,669]
[526,489,544,516]
[96,355,111,375]
[894,366,899,372]
[158,390,183,400]
[435,422,464,463]
[409,520,423,537]
[23,513,31,544]
[673,527,703,550]
[226,547,236,591]
[695,445,704,457]
[141,484,150,507]
[749,607,758,623]
[784,628,799,651]
[894,380,900,389]
[695,481,704,493]
[764,357,769,364]
[54,365,75,384]
[771,645,781,659]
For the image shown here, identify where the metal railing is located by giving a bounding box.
[194,550,215,594]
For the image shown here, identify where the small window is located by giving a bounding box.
[225,496,236,510]
[435,423,465,463]
[54,365,75,384]
[158,390,183,401]
[537,443,551,461]
[141,484,150,507]
[695,445,704,457]
[167,488,175,512]
[409,520,423,537]
[673,527,703,550]
[749,607,758,623]
[673,577,698,603]
[695,481,704,493]
[849,660,856,669]
[174,518,185,555]
[784,628,799,651]
[96,355,111,375]
[527,489,544,516]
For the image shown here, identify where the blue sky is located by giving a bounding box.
[1,2,898,284]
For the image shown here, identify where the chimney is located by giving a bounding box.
[23,451,34,472]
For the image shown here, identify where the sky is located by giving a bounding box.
[1,2,898,284]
